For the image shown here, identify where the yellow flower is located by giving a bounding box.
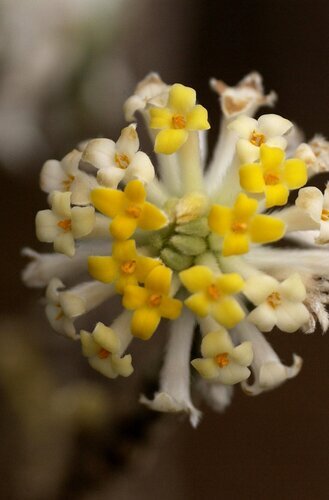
[208,193,285,256]
[239,144,307,208]
[91,179,167,240]
[149,83,210,154]
[88,240,161,293]
[179,265,245,328]
[122,266,182,340]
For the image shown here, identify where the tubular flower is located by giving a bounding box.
[123,266,182,340]
[91,179,167,240]
[239,144,307,208]
[208,193,285,256]
[149,83,210,154]
[179,265,245,328]
[25,72,329,425]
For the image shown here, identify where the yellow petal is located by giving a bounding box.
[222,232,249,256]
[88,256,118,283]
[191,358,219,379]
[260,144,285,170]
[264,184,289,208]
[131,307,161,340]
[91,188,124,218]
[233,193,258,222]
[149,107,172,129]
[145,265,172,295]
[179,265,214,292]
[283,159,307,189]
[122,285,148,309]
[201,329,233,358]
[138,202,167,231]
[168,83,196,113]
[112,239,137,261]
[159,296,182,319]
[136,256,161,282]
[186,105,210,130]
[80,330,99,357]
[184,292,210,317]
[208,205,232,236]
[110,214,138,240]
[115,274,138,294]
[211,296,245,328]
[249,214,285,244]
[239,164,265,193]
[124,179,146,204]
[216,273,244,294]
[93,322,120,354]
[154,129,188,154]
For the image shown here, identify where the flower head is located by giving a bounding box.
[295,184,329,244]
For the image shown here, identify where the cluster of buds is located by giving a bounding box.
[24,72,329,426]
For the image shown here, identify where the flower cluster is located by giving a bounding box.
[24,72,329,426]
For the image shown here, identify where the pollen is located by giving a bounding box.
[250,130,266,147]
[98,348,110,359]
[62,174,75,190]
[215,352,230,368]
[172,114,186,129]
[148,293,162,307]
[207,284,220,300]
[231,221,248,233]
[57,219,72,232]
[115,152,130,169]
[121,260,137,275]
[125,205,142,218]
[321,209,329,222]
[264,172,280,185]
[267,291,281,309]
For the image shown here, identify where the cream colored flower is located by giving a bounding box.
[228,113,293,163]
[123,72,169,121]
[36,191,95,257]
[295,185,329,244]
[244,273,309,332]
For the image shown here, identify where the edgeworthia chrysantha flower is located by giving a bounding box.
[24,72,329,427]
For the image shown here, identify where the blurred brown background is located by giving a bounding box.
[0,0,329,499]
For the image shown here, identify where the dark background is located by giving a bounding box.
[0,1,328,499]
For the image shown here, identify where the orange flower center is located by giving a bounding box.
[231,221,248,233]
[264,171,280,185]
[125,205,142,218]
[120,260,137,275]
[267,291,281,309]
[250,130,265,147]
[321,209,329,222]
[57,219,72,232]
[207,284,220,300]
[55,305,64,320]
[98,348,110,359]
[115,152,130,169]
[172,114,186,129]
[215,352,230,368]
[62,174,75,190]
[149,293,162,307]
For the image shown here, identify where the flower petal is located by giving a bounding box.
[168,83,196,113]
[145,265,172,294]
[249,214,285,244]
[124,179,146,204]
[116,124,139,157]
[216,273,244,294]
[80,330,99,357]
[111,354,134,377]
[110,214,138,240]
[295,186,323,223]
[232,341,253,367]
[154,129,188,154]
[233,193,258,221]
[208,205,232,236]
[186,105,210,130]
[279,273,306,302]
[236,138,260,163]
[159,296,182,319]
[135,256,161,282]
[264,184,289,208]
[248,303,277,332]
[201,329,233,358]
[82,138,116,170]
[228,115,258,139]
[258,114,292,138]
[179,265,214,292]
[184,292,210,317]
[211,296,245,328]
[91,187,124,218]
[35,210,60,242]
[88,256,117,283]
[124,151,155,185]
[149,107,172,129]
[239,163,265,193]
[243,274,279,305]
[222,232,249,256]
[112,239,137,261]
[71,206,95,238]
[122,285,149,309]
[54,232,75,257]
[283,159,307,189]
[138,202,167,231]
[92,322,121,354]
[97,166,125,188]
[192,358,219,379]
[275,302,309,333]
[216,363,251,385]
[131,307,161,339]
[260,144,285,170]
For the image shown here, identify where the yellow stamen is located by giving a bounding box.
[115,152,130,169]
[250,130,265,147]
[120,260,137,275]
[264,172,280,185]
[98,348,110,359]
[125,205,142,218]
[57,219,72,232]
[267,291,281,309]
[321,209,329,222]
[172,114,186,129]
[207,284,220,300]
[148,293,162,307]
[231,221,248,233]
[62,174,75,190]
[215,352,230,368]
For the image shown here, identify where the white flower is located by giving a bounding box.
[82,124,154,188]
[295,185,329,244]
[40,149,97,205]
[36,191,95,257]
[80,322,133,379]
[244,273,309,333]
[192,328,253,385]
[123,72,169,121]
[295,136,329,175]
[228,113,293,163]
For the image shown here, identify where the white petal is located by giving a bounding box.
[258,114,293,138]
[70,172,97,206]
[50,191,72,218]
[317,220,329,244]
[80,330,99,357]
[111,354,134,377]
[92,322,120,354]
[279,273,306,302]
[216,363,251,385]
[45,303,77,340]
[140,392,201,428]
[35,210,60,242]
[61,149,81,175]
[228,115,258,139]
[201,329,233,358]
[124,151,155,185]
[232,341,253,366]
[40,159,66,193]
[266,136,287,150]
[275,302,309,332]
[116,124,139,157]
[236,138,260,163]
[248,303,277,332]
[243,274,279,305]
[82,138,116,170]
[97,166,125,188]
[71,206,95,238]
[124,95,145,121]
[323,184,329,209]
[191,358,220,379]
[54,232,75,257]
[46,278,64,304]
[59,291,86,318]
[295,187,323,223]
[88,356,117,379]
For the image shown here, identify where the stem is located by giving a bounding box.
[111,310,133,354]
[177,132,204,194]
[146,177,170,206]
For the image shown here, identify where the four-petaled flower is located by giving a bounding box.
[149,83,210,154]
[91,179,167,240]
[81,322,133,378]
[179,265,245,328]
[191,329,253,384]
[82,124,155,189]
[295,184,329,244]
[239,144,307,208]
[123,266,182,340]
[244,273,310,333]
[228,113,292,163]
[88,240,161,293]
[208,193,285,256]
[36,191,95,257]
